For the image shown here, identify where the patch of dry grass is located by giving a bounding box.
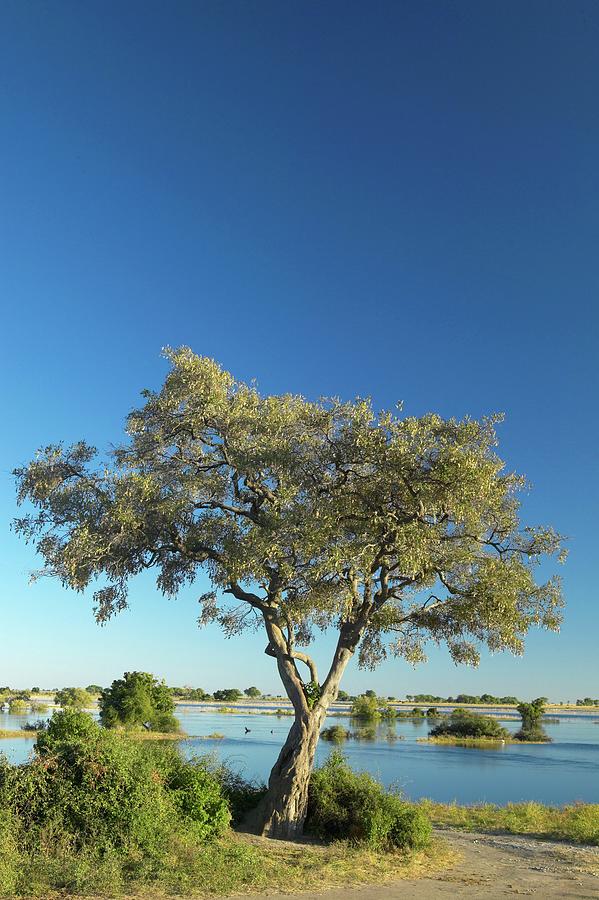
[0,729,35,740]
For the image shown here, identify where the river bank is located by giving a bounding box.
[231,829,598,900]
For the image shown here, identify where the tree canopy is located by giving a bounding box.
[13,347,565,835]
[99,671,178,732]
[54,687,94,710]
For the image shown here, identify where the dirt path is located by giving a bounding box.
[244,830,599,899]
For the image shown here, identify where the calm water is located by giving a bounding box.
[3,707,599,806]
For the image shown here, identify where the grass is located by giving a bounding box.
[126,730,189,741]
[0,729,36,740]
[418,736,508,747]
[2,833,455,898]
[421,800,599,845]
[418,735,551,746]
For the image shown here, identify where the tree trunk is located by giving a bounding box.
[247,706,326,839]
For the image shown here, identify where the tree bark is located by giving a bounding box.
[245,610,363,839]
[247,705,326,839]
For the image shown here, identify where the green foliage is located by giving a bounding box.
[99,671,178,732]
[0,713,275,897]
[350,694,396,721]
[303,681,322,709]
[14,348,564,677]
[337,690,350,701]
[421,800,599,846]
[350,694,381,720]
[7,699,27,714]
[1,711,229,856]
[429,710,510,740]
[160,751,231,840]
[171,686,210,701]
[85,684,103,695]
[213,688,242,702]
[20,720,47,733]
[0,806,18,896]
[54,687,94,709]
[307,752,431,851]
[517,697,546,728]
[514,697,551,742]
[321,725,351,742]
[244,686,261,698]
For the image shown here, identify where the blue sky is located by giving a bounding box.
[1,1,597,699]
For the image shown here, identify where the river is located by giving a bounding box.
[2,706,598,805]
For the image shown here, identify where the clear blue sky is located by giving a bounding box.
[1,1,597,700]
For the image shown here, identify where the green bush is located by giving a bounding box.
[1,711,229,859]
[0,805,18,895]
[429,711,509,740]
[161,750,231,839]
[99,671,179,732]
[212,763,266,826]
[307,752,431,851]
[321,725,350,742]
[513,726,551,742]
[350,694,380,720]
[54,687,95,709]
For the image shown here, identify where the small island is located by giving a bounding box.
[418,700,551,746]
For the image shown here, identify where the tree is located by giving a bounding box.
[213,688,242,702]
[54,687,94,709]
[85,684,103,695]
[244,686,262,698]
[515,697,550,742]
[13,348,565,838]
[350,694,381,720]
[99,671,178,732]
[336,690,350,701]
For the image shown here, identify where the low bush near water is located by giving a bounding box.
[429,709,510,740]
[307,751,432,851]
[0,710,232,894]
[321,724,351,742]
[0,712,443,896]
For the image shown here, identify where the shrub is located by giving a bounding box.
[350,694,396,720]
[99,671,179,732]
[20,720,46,733]
[0,805,18,895]
[213,689,242,702]
[159,750,231,840]
[429,711,509,740]
[307,752,431,851]
[7,699,27,714]
[350,694,380,720]
[211,763,266,826]
[54,687,95,709]
[1,711,229,860]
[513,726,551,743]
[321,725,350,742]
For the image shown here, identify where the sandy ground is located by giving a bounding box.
[238,829,599,899]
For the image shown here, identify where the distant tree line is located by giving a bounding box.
[168,686,263,702]
[406,693,521,705]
